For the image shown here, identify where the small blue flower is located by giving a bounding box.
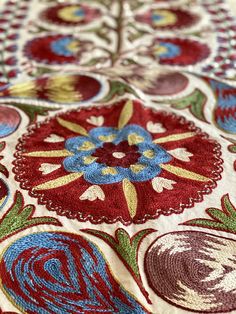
[156,42,181,59]
[51,37,78,57]
[63,124,172,184]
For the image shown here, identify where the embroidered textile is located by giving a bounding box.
[0,0,236,313]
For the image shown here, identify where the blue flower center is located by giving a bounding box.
[51,37,79,57]
[155,42,181,59]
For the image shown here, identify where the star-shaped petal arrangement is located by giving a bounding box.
[13,99,223,224]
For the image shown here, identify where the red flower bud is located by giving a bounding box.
[6,45,17,52]
[7,69,18,78]
[5,57,17,65]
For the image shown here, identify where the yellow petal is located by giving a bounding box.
[57,117,88,136]
[58,6,84,22]
[155,45,168,56]
[33,173,83,190]
[9,81,37,98]
[102,167,118,175]
[160,164,210,182]
[78,141,95,151]
[83,156,97,165]
[128,133,144,145]
[24,149,73,158]
[153,132,195,144]
[143,150,155,159]
[153,9,177,27]
[130,164,146,174]
[122,178,137,218]
[98,134,116,142]
[67,41,79,52]
[46,75,82,103]
[118,100,133,129]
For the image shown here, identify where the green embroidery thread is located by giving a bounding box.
[156,88,207,122]
[101,80,139,102]
[0,191,61,242]
[11,103,58,123]
[83,227,156,304]
[183,194,236,234]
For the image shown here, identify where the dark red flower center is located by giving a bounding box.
[92,141,141,167]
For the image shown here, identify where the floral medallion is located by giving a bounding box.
[135,8,199,30]
[13,100,222,224]
[152,37,211,66]
[0,105,21,138]
[40,4,101,27]
[24,35,92,65]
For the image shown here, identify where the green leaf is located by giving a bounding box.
[30,25,49,34]
[0,191,61,242]
[183,194,236,234]
[84,229,117,247]
[223,194,236,218]
[207,208,230,223]
[82,228,155,304]
[115,228,139,276]
[94,23,113,44]
[11,103,58,123]
[129,0,146,10]
[170,89,207,122]
[17,205,34,221]
[81,57,106,67]
[132,229,152,251]
[229,144,236,153]
[101,81,139,102]
[33,66,57,76]
[128,29,149,42]
[184,219,223,228]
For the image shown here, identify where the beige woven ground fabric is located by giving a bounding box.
[0,0,236,313]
